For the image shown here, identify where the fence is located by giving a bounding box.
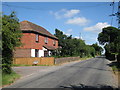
[13,57,80,65]
[13,57,55,65]
[55,57,80,65]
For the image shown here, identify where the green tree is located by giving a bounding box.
[54,29,96,58]
[92,43,103,55]
[2,12,22,74]
[98,26,120,60]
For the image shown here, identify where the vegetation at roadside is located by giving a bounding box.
[112,65,119,71]
[12,64,32,67]
[2,12,22,74]
[53,29,103,58]
[98,26,120,65]
[80,57,93,61]
[12,64,51,67]
[2,71,20,86]
[110,62,120,71]
[97,26,120,79]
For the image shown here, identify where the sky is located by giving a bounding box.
[2,2,118,45]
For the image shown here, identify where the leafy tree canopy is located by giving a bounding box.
[54,29,102,57]
[2,12,22,74]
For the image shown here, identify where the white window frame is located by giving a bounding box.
[53,40,56,46]
[45,37,48,44]
[36,34,39,42]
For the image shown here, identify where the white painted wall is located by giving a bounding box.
[31,48,52,57]
[48,51,52,56]
[39,50,44,57]
[31,49,35,57]
[42,47,47,51]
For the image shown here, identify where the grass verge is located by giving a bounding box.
[110,62,120,72]
[2,71,20,87]
[109,61,120,87]
[80,57,93,61]
[12,64,51,67]
[12,64,31,67]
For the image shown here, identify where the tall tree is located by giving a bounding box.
[98,26,120,60]
[54,29,96,57]
[92,43,103,55]
[2,12,22,74]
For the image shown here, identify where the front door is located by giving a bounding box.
[44,51,48,57]
[35,49,39,57]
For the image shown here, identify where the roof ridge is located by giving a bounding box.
[20,20,33,30]
[20,20,58,39]
[21,20,52,34]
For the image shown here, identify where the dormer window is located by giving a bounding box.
[45,37,48,44]
[36,34,39,42]
[53,40,56,46]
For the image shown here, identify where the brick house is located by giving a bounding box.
[14,20,58,57]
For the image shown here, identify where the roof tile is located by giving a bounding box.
[20,20,58,39]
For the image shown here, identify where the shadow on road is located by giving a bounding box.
[60,84,119,90]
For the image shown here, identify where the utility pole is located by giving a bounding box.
[118,1,120,28]
[79,32,83,40]
[110,0,115,26]
[79,33,81,39]
[110,0,120,28]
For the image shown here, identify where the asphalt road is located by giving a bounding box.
[5,56,118,88]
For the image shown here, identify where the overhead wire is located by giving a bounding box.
[2,2,108,11]
[110,0,115,26]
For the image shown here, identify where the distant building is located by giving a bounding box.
[14,20,58,57]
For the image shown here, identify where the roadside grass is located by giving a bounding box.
[80,57,93,61]
[109,61,120,87]
[2,71,20,86]
[0,70,2,87]
[112,63,120,87]
[12,64,51,67]
[12,64,31,67]
[110,62,120,72]
[112,65,119,71]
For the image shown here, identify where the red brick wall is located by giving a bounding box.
[17,33,58,49]
[47,37,58,49]
[13,49,31,57]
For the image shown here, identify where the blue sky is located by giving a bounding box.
[2,2,118,45]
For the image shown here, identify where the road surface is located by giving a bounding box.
[5,56,118,88]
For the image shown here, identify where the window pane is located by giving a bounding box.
[45,37,48,44]
[36,34,39,42]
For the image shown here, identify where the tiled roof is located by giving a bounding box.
[43,45,56,50]
[20,20,58,40]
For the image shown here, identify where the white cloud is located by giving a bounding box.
[74,36,80,39]
[64,9,80,18]
[63,29,73,36]
[66,17,89,26]
[50,9,80,19]
[83,22,110,33]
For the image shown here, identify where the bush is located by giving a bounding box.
[2,12,22,74]
[105,52,115,60]
[117,54,120,65]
